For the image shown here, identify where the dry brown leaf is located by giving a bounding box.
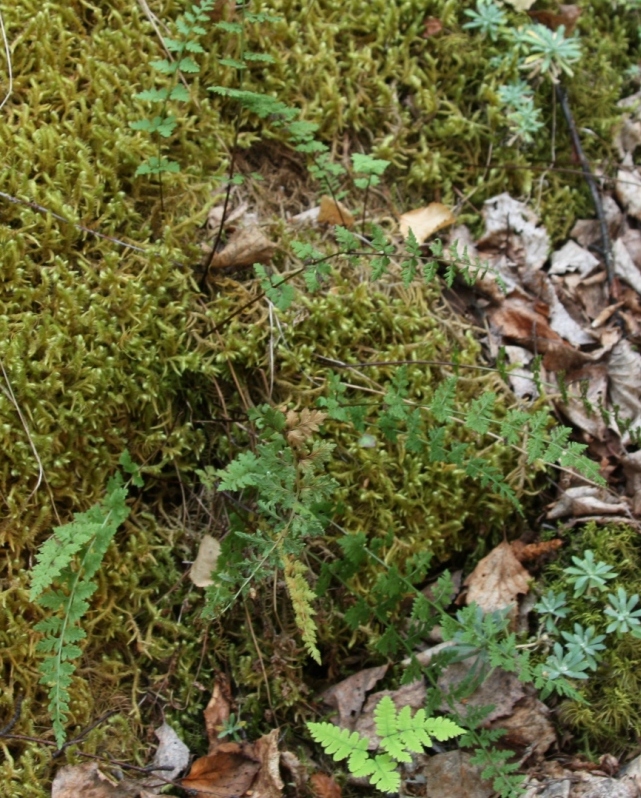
[321,664,388,729]
[616,167,641,221]
[207,225,276,271]
[480,193,550,270]
[190,535,221,588]
[464,541,531,613]
[399,203,455,244]
[285,408,327,447]
[318,196,354,228]
[204,676,233,749]
[438,661,526,722]
[527,5,582,35]
[251,730,284,798]
[422,751,494,798]
[310,772,342,798]
[613,238,641,294]
[181,744,260,798]
[623,450,641,516]
[488,695,556,758]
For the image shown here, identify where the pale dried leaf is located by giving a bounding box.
[613,238,641,294]
[318,196,354,228]
[464,541,531,613]
[145,723,190,788]
[480,193,550,270]
[546,486,630,520]
[504,0,537,10]
[190,535,221,588]
[52,762,162,798]
[550,241,599,277]
[207,201,248,232]
[616,167,641,221]
[252,730,284,798]
[207,226,275,270]
[607,340,641,441]
[399,203,456,243]
[622,450,641,516]
[204,676,233,750]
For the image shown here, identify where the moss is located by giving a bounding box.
[542,522,641,758]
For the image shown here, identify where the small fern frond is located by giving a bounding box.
[283,556,321,664]
[307,723,370,762]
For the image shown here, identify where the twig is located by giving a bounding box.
[0,7,12,112]
[0,694,23,736]
[555,84,614,289]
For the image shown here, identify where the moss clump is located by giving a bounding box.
[542,521,641,758]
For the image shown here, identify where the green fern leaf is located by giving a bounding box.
[368,754,400,793]
[307,723,370,762]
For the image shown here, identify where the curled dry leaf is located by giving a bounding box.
[546,486,630,520]
[399,202,456,244]
[204,675,233,748]
[464,541,531,613]
[206,225,276,271]
[488,696,556,758]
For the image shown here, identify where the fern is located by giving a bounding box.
[308,696,464,794]
[30,453,141,747]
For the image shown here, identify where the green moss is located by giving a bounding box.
[542,522,641,757]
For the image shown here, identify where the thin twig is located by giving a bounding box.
[0,694,23,736]
[555,84,614,289]
[0,7,12,112]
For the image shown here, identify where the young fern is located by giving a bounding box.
[30,453,142,747]
[308,695,464,794]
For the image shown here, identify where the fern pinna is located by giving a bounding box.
[30,453,142,746]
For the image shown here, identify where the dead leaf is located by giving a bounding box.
[622,450,641,516]
[480,194,550,270]
[181,743,261,798]
[464,541,531,613]
[318,196,354,228]
[190,535,221,588]
[549,240,599,277]
[527,5,582,36]
[616,167,641,221]
[52,762,162,798]
[310,772,342,798]
[438,661,526,722]
[251,730,284,798]
[145,722,190,789]
[613,238,641,294]
[503,0,536,9]
[422,750,493,798]
[206,225,276,271]
[204,676,233,749]
[321,664,388,729]
[488,695,556,757]
[207,202,248,233]
[607,340,641,441]
[546,486,630,520]
[399,203,456,244]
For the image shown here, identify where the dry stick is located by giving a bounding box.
[0,7,12,113]
[555,83,615,290]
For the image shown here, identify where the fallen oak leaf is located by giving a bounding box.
[464,541,531,613]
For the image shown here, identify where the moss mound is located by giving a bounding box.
[2,0,640,793]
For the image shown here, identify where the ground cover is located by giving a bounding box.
[2,1,641,796]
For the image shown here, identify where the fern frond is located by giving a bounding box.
[283,556,320,664]
[307,722,371,762]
